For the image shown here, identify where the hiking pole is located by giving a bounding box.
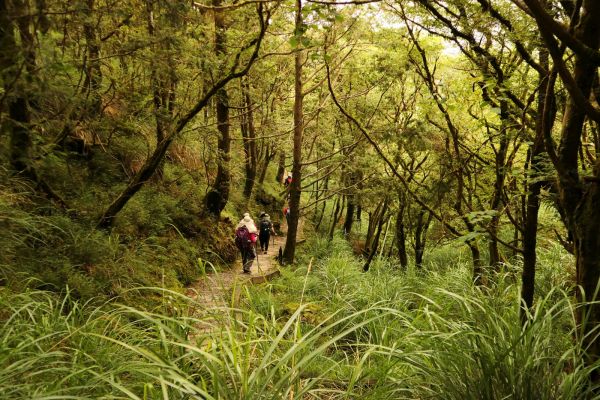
[255,243,263,275]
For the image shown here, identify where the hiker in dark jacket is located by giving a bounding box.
[258,213,276,254]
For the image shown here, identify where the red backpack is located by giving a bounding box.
[235,226,252,251]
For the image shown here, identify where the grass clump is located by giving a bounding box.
[0,287,392,399]
[242,235,599,399]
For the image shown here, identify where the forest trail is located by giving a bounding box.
[186,219,302,319]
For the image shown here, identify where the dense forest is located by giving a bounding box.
[1,0,600,398]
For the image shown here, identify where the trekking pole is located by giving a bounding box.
[255,243,263,275]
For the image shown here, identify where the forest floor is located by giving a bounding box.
[186,220,302,322]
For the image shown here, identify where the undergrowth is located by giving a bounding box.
[0,168,236,307]
[2,235,599,399]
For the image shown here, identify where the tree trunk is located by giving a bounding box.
[276,151,285,184]
[314,174,329,231]
[542,0,600,372]
[205,0,230,216]
[414,209,432,269]
[343,195,355,236]
[82,0,102,115]
[574,180,600,371]
[469,242,484,284]
[521,44,553,318]
[363,200,388,272]
[328,195,342,241]
[365,198,387,251]
[241,79,257,198]
[488,100,509,269]
[282,0,303,264]
[395,204,408,269]
[146,0,177,178]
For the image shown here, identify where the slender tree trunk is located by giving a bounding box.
[379,218,391,259]
[363,200,388,272]
[395,203,408,269]
[241,79,257,198]
[276,151,285,184]
[468,242,484,284]
[146,1,164,143]
[328,195,342,240]
[82,0,102,115]
[365,205,380,249]
[205,0,230,216]
[343,194,355,236]
[146,0,177,178]
[314,174,329,231]
[488,101,509,269]
[414,209,432,269]
[282,0,304,264]
[342,167,358,236]
[521,45,552,318]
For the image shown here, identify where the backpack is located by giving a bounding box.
[260,220,271,234]
[235,226,252,251]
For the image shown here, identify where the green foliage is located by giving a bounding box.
[241,236,597,399]
[0,169,213,305]
[0,237,594,399]
[0,287,388,399]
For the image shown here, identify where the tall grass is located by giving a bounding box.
[243,236,600,399]
[1,235,598,399]
[0,286,395,399]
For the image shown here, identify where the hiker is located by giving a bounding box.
[283,206,290,224]
[284,174,292,188]
[258,213,276,254]
[235,212,258,273]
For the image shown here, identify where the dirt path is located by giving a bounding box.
[186,220,302,314]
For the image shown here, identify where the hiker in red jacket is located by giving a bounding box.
[283,206,290,225]
[234,213,258,273]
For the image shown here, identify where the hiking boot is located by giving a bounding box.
[243,269,251,274]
